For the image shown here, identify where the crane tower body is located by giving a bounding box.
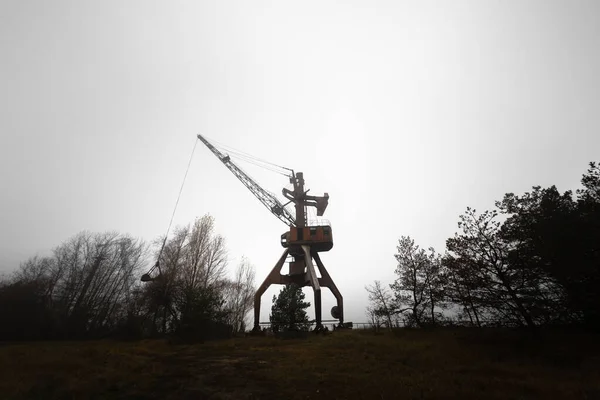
[196,135,344,331]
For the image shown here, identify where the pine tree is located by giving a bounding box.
[269,284,310,332]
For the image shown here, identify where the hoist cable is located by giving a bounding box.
[205,135,293,173]
[226,153,291,176]
[202,134,291,176]
[225,150,283,171]
[156,137,199,264]
[222,147,290,175]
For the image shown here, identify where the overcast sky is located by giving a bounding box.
[1,0,599,323]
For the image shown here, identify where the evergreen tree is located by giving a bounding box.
[269,284,310,332]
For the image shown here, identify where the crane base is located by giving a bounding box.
[252,245,344,332]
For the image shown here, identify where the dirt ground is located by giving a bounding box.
[0,328,598,399]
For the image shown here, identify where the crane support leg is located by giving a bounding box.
[313,253,344,324]
[253,249,290,331]
[302,245,322,329]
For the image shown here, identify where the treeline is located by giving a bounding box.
[367,161,600,331]
[0,215,255,341]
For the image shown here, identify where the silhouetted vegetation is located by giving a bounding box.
[3,162,599,343]
[0,215,255,341]
[368,161,600,331]
[269,283,311,332]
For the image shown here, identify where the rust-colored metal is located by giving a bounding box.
[189,136,344,331]
[252,172,343,332]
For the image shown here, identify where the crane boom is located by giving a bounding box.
[197,134,297,227]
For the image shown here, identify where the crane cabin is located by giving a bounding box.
[280,224,333,252]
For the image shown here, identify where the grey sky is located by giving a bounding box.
[1,0,599,323]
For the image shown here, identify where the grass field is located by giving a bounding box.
[1,328,599,399]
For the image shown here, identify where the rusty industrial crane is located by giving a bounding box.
[196,134,344,331]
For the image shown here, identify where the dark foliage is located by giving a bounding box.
[269,284,311,332]
[0,279,53,340]
[0,215,253,341]
[369,161,600,331]
[496,162,600,329]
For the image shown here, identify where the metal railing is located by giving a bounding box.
[306,219,331,227]
[256,319,531,331]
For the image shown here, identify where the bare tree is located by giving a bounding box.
[365,280,397,330]
[3,231,148,339]
[146,214,229,335]
[163,215,228,292]
[391,236,445,327]
[222,257,256,333]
